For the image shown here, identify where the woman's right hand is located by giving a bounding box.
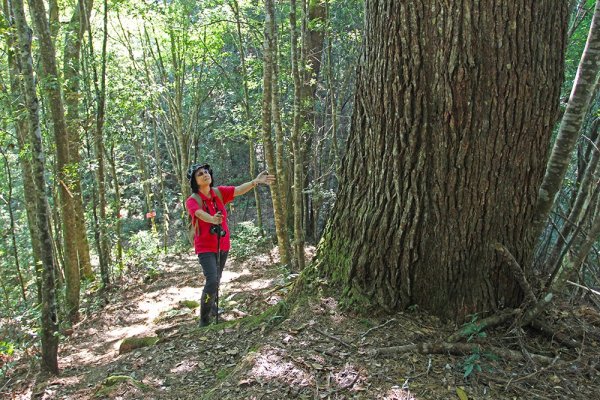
[213,212,223,225]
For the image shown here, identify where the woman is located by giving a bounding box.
[185,163,275,326]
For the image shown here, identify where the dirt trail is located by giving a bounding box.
[5,247,600,399]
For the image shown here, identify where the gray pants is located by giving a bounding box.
[198,251,228,319]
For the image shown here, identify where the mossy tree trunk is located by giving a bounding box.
[314,1,569,321]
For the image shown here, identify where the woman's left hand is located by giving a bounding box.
[254,171,276,186]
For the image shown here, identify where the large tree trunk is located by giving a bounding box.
[10,0,59,373]
[314,1,569,321]
[28,0,81,324]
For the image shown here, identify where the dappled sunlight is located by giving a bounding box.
[138,286,200,322]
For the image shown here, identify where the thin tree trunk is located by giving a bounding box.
[10,0,59,373]
[263,0,291,266]
[325,0,340,180]
[270,2,292,262]
[230,0,264,233]
[547,131,600,273]
[106,143,123,268]
[64,0,94,281]
[28,0,81,324]
[300,0,326,242]
[151,120,168,252]
[290,0,306,271]
[548,200,600,298]
[85,0,110,286]
[0,153,27,303]
[533,0,600,239]
[3,0,43,303]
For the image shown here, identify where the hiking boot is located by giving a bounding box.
[210,304,224,317]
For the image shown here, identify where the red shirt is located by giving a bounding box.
[185,186,235,254]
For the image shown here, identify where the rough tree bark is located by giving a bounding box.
[10,0,59,373]
[313,1,569,321]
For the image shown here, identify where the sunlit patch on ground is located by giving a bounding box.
[247,346,314,387]
[381,385,417,400]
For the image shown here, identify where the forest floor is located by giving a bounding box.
[3,246,600,399]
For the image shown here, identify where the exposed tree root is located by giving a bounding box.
[528,318,579,349]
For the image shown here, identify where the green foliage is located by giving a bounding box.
[230,221,268,261]
[460,314,488,343]
[462,350,498,379]
[0,341,14,356]
[0,340,15,380]
[123,230,162,276]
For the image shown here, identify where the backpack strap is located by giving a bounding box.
[190,193,203,234]
[213,187,224,205]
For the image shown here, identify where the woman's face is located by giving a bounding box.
[195,168,212,186]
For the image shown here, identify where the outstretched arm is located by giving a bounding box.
[234,171,276,197]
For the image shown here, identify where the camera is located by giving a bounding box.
[210,224,226,237]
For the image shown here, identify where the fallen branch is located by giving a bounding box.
[567,280,600,297]
[372,342,555,364]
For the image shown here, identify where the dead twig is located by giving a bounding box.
[360,318,396,338]
[312,327,356,350]
[507,356,560,387]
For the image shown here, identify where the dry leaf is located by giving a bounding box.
[456,386,468,400]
